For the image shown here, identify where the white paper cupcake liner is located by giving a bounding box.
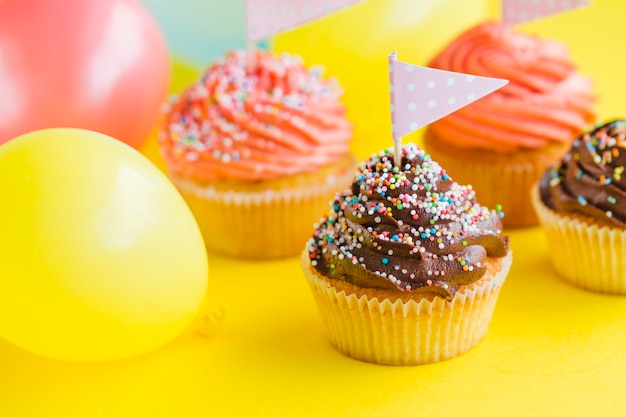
[532,186,626,294]
[301,250,512,365]
[170,166,355,259]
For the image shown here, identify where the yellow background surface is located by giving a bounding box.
[3,0,626,416]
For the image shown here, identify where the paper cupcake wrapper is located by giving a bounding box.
[424,132,565,228]
[301,250,512,365]
[170,166,355,259]
[532,187,626,294]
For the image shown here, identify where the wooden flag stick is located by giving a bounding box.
[394,137,402,167]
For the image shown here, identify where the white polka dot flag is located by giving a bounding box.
[388,52,508,163]
[502,0,590,25]
[246,0,364,42]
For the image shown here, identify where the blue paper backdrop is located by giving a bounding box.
[141,0,246,66]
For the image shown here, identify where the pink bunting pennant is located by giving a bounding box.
[388,52,508,141]
[502,0,590,25]
[246,0,364,42]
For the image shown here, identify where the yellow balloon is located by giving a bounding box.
[273,0,494,158]
[0,128,209,362]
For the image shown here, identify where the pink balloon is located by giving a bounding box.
[0,0,170,149]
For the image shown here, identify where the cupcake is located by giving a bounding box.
[159,49,356,259]
[302,143,511,365]
[533,120,626,294]
[423,21,596,228]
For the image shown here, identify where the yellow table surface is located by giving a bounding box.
[3,1,626,415]
[3,225,626,416]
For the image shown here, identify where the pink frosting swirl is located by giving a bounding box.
[159,50,352,182]
[427,21,596,152]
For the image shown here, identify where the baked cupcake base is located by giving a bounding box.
[170,155,357,259]
[424,130,569,228]
[531,186,626,294]
[301,250,513,365]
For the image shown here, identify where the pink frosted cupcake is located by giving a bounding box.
[423,21,596,227]
[159,50,356,259]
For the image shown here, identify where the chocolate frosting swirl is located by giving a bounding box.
[307,144,509,300]
[540,119,626,228]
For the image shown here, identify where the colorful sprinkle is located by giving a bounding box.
[159,49,350,182]
[543,119,626,225]
[306,143,507,298]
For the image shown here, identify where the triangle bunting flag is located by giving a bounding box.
[246,0,364,41]
[388,52,508,140]
[501,0,590,25]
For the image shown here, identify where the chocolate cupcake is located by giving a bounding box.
[533,119,626,293]
[301,143,512,365]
